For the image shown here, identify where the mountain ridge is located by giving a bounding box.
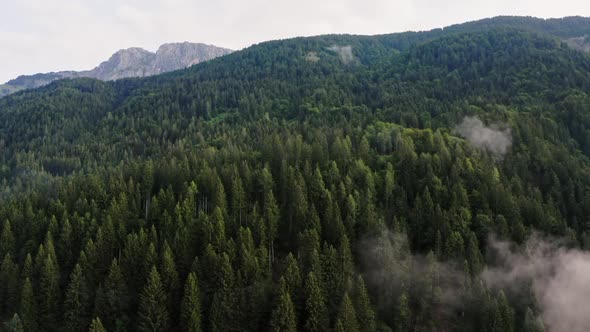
[1,16,590,332]
[0,42,233,98]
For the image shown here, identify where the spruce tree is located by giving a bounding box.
[39,255,60,331]
[264,190,279,265]
[352,275,376,332]
[0,254,19,315]
[20,278,38,332]
[395,292,411,332]
[0,220,15,259]
[88,318,107,332]
[64,264,91,332]
[303,272,329,332]
[181,272,202,332]
[3,313,24,332]
[334,293,360,332]
[137,267,169,332]
[94,258,129,331]
[159,242,180,321]
[270,278,297,332]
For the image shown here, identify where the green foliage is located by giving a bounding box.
[88,318,107,332]
[270,278,298,332]
[137,267,169,332]
[0,16,589,332]
[64,264,91,332]
[303,272,329,332]
[181,273,202,332]
[3,314,24,332]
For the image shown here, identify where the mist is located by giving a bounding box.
[454,116,512,158]
[360,231,590,331]
[326,45,357,64]
[359,231,466,328]
[484,235,590,332]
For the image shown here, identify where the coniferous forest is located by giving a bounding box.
[1,16,590,332]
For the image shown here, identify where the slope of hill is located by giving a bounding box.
[0,16,590,332]
[0,42,232,98]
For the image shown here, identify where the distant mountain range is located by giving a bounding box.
[0,42,233,98]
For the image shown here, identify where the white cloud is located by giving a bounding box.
[1,0,589,83]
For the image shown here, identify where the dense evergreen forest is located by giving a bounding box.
[0,16,590,332]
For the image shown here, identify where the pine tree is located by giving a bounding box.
[210,207,227,252]
[334,293,360,332]
[3,313,24,332]
[264,190,279,265]
[39,255,60,331]
[209,290,234,332]
[64,264,91,332]
[352,275,376,332]
[94,258,129,331]
[524,307,545,332]
[20,253,33,281]
[137,267,169,332]
[181,272,201,332]
[88,318,107,332]
[0,253,19,315]
[270,278,297,332]
[282,253,302,310]
[497,291,514,332]
[0,220,15,259]
[395,292,411,332]
[20,278,38,332]
[58,218,74,275]
[303,272,329,332]
[159,242,180,320]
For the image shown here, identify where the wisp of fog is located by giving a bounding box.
[454,116,512,158]
[484,235,590,332]
[326,45,356,64]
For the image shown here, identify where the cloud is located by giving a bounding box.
[326,45,357,64]
[359,231,466,324]
[483,235,590,332]
[454,116,512,158]
[360,230,590,331]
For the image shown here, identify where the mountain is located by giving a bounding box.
[1,16,590,332]
[0,42,232,97]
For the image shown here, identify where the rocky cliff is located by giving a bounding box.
[0,42,232,97]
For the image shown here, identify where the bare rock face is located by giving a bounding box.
[0,42,233,97]
[151,42,233,74]
[85,47,156,80]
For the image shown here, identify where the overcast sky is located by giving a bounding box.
[1,0,589,83]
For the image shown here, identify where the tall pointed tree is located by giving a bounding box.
[159,242,180,321]
[137,267,169,332]
[303,272,329,332]
[270,278,297,332]
[395,292,411,332]
[352,275,376,332]
[3,313,24,332]
[94,258,129,331]
[264,190,279,265]
[88,318,107,332]
[0,253,19,315]
[39,255,60,331]
[181,272,202,332]
[20,278,38,332]
[0,220,15,259]
[64,264,91,332]
[334,293,360,332]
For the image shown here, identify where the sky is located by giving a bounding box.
[1,0,589,83]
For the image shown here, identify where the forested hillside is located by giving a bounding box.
[0,17,590,332]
